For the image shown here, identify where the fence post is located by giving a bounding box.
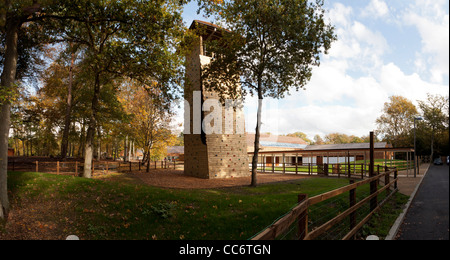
[349,180,356,240]
[272,154,275,173]
[263,155,266,173]
[377,165,381,186]
[106,161,109,175]
[36,161,39,173]
[394,169,398,190]
[369,132,378,212]
[385,168,390,194]
[361,163,364,179]
[174,160,176,170]
[75,161,78,176]
[129,161,132,172]
[298,194,309,240]
[347,152,351,178]
[57,161,60,175]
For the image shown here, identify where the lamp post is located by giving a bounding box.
[414,116,423,178]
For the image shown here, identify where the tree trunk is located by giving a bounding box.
[251,86,263,187]
[97,127,101,160]
[83,73,101,178]
[146,144,152,173]
[61,50,75,159]
[0,18,20,219]
[78,119,86,158]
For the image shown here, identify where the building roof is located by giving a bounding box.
[304,142,390,151]
[247,133,309,152]
[189,20,228,41]
[167,146,184,155]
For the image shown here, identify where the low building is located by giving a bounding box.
[246,134,395,166]
[167,146,184,161]
[247,133,308,153]
[8,148,14,157]
[303,143,392,163]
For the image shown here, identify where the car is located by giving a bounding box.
[434,158,443,165]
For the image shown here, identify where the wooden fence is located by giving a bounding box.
[257,161,398,179]
[251,167,398,240]
[7,159,185,176]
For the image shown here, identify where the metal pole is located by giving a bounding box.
[414,118,417,178]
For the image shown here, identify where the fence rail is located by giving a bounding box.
[7,158,185,176]
[256,162,397,179]
[251,167,398,240]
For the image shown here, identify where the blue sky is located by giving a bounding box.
[180,0,449,139]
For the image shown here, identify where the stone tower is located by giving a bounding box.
[184,20,249,179]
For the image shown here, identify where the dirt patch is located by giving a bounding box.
[1,196,70,240]
[131,169,311,189]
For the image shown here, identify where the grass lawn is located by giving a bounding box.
[0,171,408,240]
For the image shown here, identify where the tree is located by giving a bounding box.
[60,45,77,159]
[201,0,336,186]
[285,132,312,144]
[313,134,324,145]
[1,0,186,219]
[376,96,418,148]
[118,80,176,172]
[0,0,45,220]
[324,133,365,144]
[418,94,449,159]
[42,0,185,178]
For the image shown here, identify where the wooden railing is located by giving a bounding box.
[251,168,398,240]
[7,159,185,176]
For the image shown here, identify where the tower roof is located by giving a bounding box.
[189,20,228,41]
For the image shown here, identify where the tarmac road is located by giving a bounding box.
[397,164,449,240]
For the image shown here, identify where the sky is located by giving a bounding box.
[180,0,449,140]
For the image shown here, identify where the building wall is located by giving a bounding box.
[184,35,249,179]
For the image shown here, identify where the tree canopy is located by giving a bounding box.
[376,96,418,148]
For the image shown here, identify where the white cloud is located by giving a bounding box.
[402,0,449,84]
[361,0,390,19]
[379,63,449,105]
[243,1,448,140]
[243,61,448,139]
[327,3,353,27]
[326,3,390,74]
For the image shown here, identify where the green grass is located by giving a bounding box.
[2,171,408,240]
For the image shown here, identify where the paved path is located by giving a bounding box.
[395,163,428,196]
[396,164,449,240]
